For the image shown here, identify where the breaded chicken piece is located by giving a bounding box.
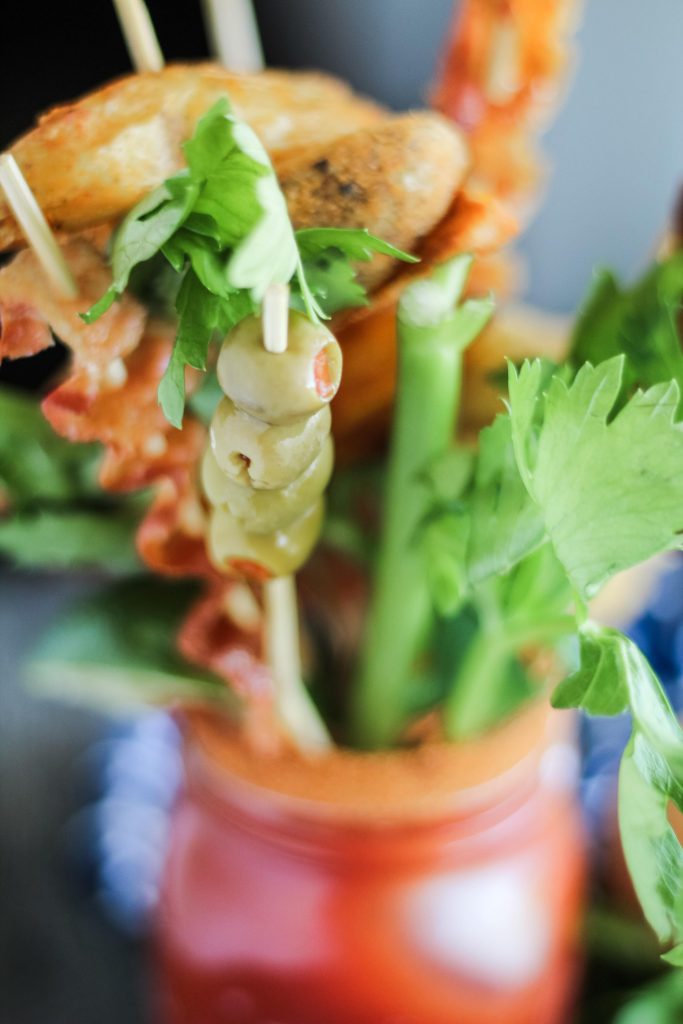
[278,112,469,290]
[0,63,383,251]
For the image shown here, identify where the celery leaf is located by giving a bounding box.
[508,356,683,598]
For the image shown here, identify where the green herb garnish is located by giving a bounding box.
[82,99,416,427]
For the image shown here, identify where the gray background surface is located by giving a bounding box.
[256,0,683,312]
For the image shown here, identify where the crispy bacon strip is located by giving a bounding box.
[39,319,212,575]
[178,580,290,754]
[43,323,191,482]
[30,301,278,725]
[0,240,278,735]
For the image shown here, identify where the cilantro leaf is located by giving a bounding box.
[187,371,224,425]
[81,177,199,323]
[81,99,288,423]
[662,944,683,968]
[571,254,683,402]
[292,228,417,320]
[225,135,299,296]
[508,356,683,599]
[295,227,419,265]
[293,253,368,316]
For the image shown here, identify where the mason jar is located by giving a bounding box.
[156,702,584,1024]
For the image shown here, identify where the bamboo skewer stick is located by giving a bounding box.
[263,575,332,752]
[261,283,333,751]
[201,0,265,72]
[202,0,327,749]
[262,282,290,354]
[113,0,164,73]
[110,0,326,750]
[0,154,77,299]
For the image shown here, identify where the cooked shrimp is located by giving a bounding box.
[432,0,580,220]
[0,63,383,251]
[0,238,145,371]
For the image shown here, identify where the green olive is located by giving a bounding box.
[210,396,331,490]
[208,497,324,577]
[217,311,343,425]
[202,436,334,533]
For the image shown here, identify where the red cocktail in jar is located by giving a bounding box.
[156,703,585,1024]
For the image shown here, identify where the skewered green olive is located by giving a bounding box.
[202,436,334,534]
[209,497,324,577]
[210,396,331,490]
[217,311,343,425]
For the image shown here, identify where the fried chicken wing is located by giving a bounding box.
[0,63,383,251]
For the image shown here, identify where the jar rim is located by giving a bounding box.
[182,697,567,825]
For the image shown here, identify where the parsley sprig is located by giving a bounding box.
[83,99,416,427]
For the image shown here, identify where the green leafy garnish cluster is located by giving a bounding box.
[0,388,146,572]
[11,86,683,967]
[28,577,230,714]
[368,256,683,961]
[570,253,683,401]
[83,99,415,427]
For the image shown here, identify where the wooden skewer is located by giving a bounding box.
[261,284,332,751]
[263,576,332,752]
[0,154,77,299]
[262,282,290,353]
[113,0,164,73]
[201,0,265,73]
[112,0,325,749]
[202,0,324,749]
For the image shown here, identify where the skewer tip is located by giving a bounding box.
[262,282,290,354]
[113,0,164,74]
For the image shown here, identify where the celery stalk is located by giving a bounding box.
[351,256,493,747]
